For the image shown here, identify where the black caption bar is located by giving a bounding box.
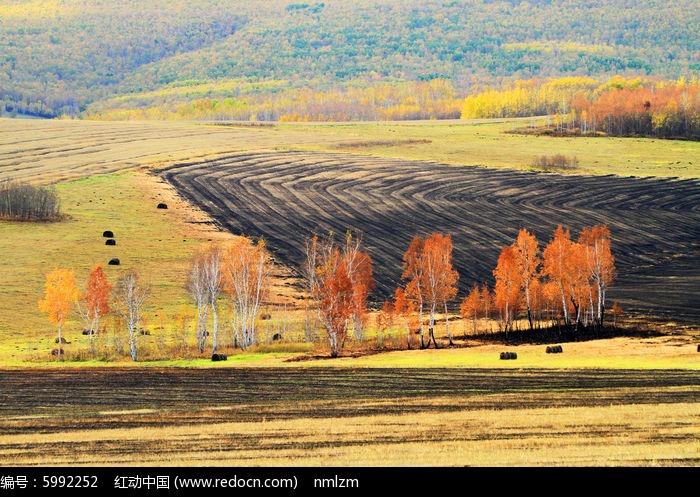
[0,467,687,495]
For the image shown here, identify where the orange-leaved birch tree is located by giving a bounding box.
[542,225,574,326]
[513,228,541,331]
[460,284,481,335]
[566,240,590,331]
[393,286,417,349]
[81,264,111,353]
[493,245,521,335]
[421,233,459,347]
[343,232,374,341]
[223,237,272,350]
[402,233,460,348]
[305,233,352,358]
[401,235,426,348]
[579,224,615,330]
[38,267,79,358]
[305,232,373,357]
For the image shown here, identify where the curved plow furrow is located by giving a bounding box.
[160,152,700,322]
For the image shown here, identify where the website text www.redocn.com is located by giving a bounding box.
[174,475,297,490]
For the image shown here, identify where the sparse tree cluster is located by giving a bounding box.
[483,225,615,335]
[36,222,617,360]
[0,179,62,221]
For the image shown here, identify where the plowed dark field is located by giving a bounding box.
[159,151,700,323]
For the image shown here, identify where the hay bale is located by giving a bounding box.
[108,258,120,265]
[103,230,114,238]
[82,329,94,336]
[500,351,517,360]
[50,348,63,356]
[272,333,282,341]
[697,344,700,352]
[547,345,563,354]
[157,202,168,209]
[105,239,116,246]
[211,353,227,361]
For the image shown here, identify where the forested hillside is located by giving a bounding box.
[1,0,698,119]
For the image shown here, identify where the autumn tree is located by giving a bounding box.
[342,232,374,341]
[579,224,615,330]
[187,243,224,353]
[480,285,492,324]
[222,237,272,350]
[203,243,223,352]
[421,233,459,346]
[401,233,459,348]
[401,235,426,347]
[114,270,150,361]
[393,286,417,349]
[493,245,521,334]
[38,267,79,358]
[542,225,574,326]
[566,241,590,331]
[375,299,394,347]
[187,249,210,353]
[305,232,372,358]
[460,284,481,335]
[80,264,111,353]
[513,228,541,331]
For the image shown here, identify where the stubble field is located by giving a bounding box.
[0,367,698,466]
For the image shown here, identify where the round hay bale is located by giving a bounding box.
[697,344,700,352]
[272,333,282,341]
[108,258,120,265]
[212,353,227,361]
[82,329,94,336]
[546,346,553,354]
[103,230,114,238]
[556,345,563,353]
[157,202,168,209]
[105,239,116,246]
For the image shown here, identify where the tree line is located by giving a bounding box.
[38,224,616,360]
[462,76,700,140]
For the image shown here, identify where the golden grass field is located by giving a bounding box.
[0,117,698,467]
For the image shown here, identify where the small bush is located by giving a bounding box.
[531,155,579,172]
[0,179,62,221]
